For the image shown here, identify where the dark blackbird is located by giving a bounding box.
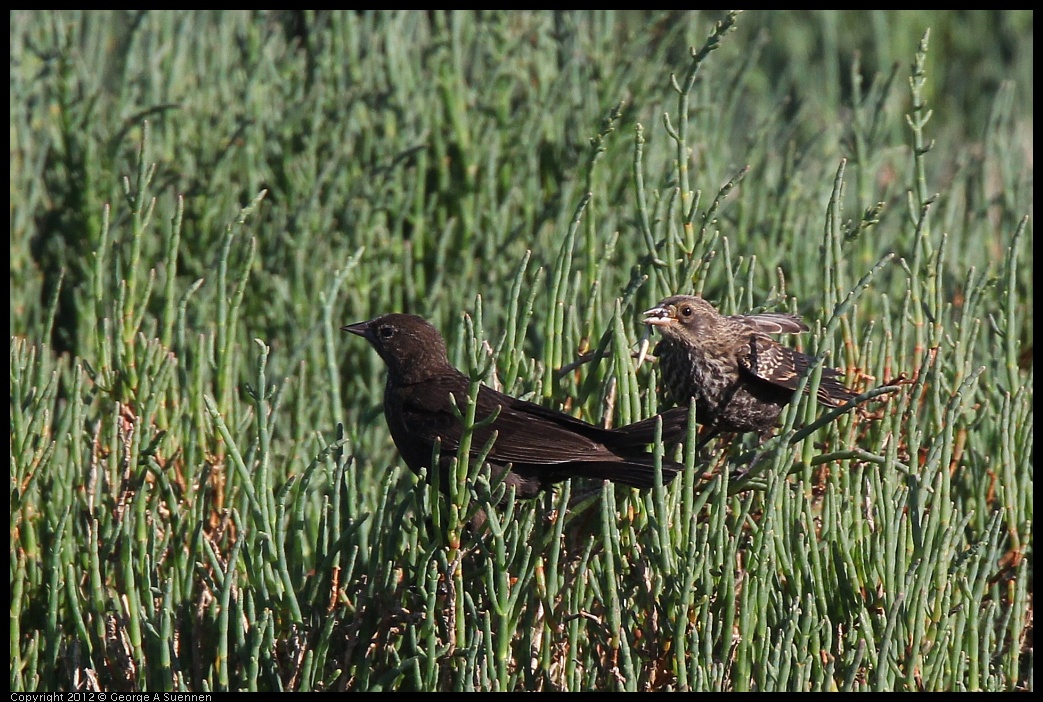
[643,295,856,443]
[344,313,690,504]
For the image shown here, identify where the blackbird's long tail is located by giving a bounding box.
[607,406,694,449]
[549,458,684,489]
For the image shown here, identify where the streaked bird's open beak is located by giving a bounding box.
[642,306,676,327]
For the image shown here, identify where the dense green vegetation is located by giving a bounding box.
[10,11,1032,691]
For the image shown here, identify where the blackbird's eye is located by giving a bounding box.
[378,325,395,339]
[680,305,693,317]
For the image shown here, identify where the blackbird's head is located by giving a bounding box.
[342,313,450,382]
[642,295,719,343]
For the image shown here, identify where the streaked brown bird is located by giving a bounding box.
[343,313,689,507]
[643,295,856,445]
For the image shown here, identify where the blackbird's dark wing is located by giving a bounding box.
[498,396,693,450]
[738,334,855,407]
[391,373,633,466]
[477,390,662,465]
[484,393,686,487]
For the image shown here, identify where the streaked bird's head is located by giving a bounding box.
[642,295,719,343]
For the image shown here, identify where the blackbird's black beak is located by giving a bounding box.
[341,321,370,338]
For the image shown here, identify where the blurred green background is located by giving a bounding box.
[10,11,1032,691]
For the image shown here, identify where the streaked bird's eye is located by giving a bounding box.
[379,325,394,338]
[681,306,692,317]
